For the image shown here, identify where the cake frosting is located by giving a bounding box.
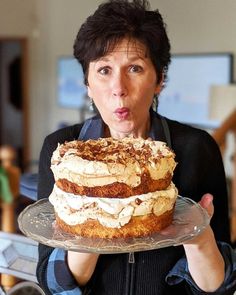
[49,182,177,228]
[51,137,177,198]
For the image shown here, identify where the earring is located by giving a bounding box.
[152,93,159,111]
[89,97,94,112]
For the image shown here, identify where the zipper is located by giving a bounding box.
[128,252,135,264]
[124,252,135,295]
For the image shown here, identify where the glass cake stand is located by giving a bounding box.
[18,196,210,254]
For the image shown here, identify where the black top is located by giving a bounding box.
[36,112,231,295]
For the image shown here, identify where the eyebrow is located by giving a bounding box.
[96,54,146,63]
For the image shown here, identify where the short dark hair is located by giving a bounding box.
[73,0,171,85]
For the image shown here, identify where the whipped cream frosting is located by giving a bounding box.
[49,183,178,228]
[51,137,176,188]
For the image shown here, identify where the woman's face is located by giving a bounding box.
[87,38,162,139]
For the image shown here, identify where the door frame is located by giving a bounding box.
[0,37,29,170]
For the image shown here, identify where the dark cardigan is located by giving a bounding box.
[36,112,231,295]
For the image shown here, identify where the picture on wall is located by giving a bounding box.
[158,53,233,128]
[57,57,87,109]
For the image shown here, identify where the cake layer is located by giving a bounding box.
[55,209,174,238]
[51,137,176,190]
[55,171,172,198]
[49,183,177,229]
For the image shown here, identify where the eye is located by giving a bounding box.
[98,67,110,75]
[129,65,143,73]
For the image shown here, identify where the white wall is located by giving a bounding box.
[0,0,236,164]
[152,0,236,56]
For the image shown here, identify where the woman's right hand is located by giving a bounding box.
[67,251,100,286]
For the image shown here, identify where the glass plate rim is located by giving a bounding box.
[18,195,210,254]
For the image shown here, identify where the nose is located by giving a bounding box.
[112,72,128,98]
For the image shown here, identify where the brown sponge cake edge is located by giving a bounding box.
[55,207,175,239]
[56,172,172,198]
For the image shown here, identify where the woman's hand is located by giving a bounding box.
[199,193,214,216]
[67,251,100,286]
[183,194,225,292]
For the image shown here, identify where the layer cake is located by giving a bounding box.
[49,137,178,238]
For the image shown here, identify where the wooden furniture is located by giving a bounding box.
[0,146,20,291]
[212,109,236,243]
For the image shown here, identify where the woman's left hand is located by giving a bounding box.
[183,193,225,292]
[183,193,214,245]
[198,193,214,219]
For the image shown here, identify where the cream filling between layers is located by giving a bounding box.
[51,157,176,188]
[49,183,178,229]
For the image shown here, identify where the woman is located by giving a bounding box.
[36,0,236,294]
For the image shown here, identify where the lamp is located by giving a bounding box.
[209,85,236,123]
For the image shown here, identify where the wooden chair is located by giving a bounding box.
[212,109,236,243]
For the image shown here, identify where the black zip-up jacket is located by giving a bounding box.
[36,112,232,295]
